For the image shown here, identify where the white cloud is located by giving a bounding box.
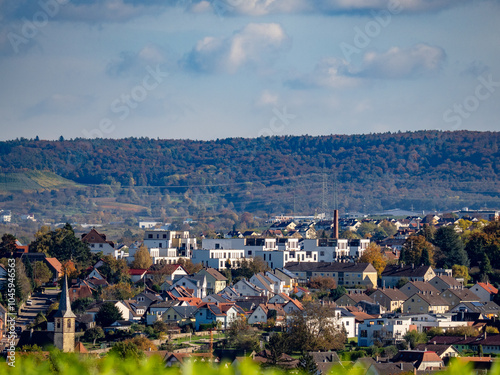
[288,43,446,89]
[286,57,361,89]
[106,44,170,77]
[25,94,93,117]
[203,0,468,16]
[357,44,446,79]
[255,90,280,107]
[181,23,290,74]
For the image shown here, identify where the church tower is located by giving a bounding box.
[54,274,76,352]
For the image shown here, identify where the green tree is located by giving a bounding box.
[0,234,17,257]
[32,261,53,286]
[434,226,468,267]
[98,256,130,284]
[95,302,123,327]
[71,297,95,314]
[379,220,398,237]
[266,333,289,365]
[109,341,143,360]
[479,252,493,282]
[299,352,318,375]
[83,326,105,345]
[330,285,346,300]
[131,244,152,269]
[227,316,260,352]
[30,224,92,268]
[404,330,427,349]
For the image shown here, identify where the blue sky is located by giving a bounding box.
[0,0,499,141]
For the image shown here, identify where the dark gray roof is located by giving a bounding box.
[382,264,433,278]
[285,262,376,273]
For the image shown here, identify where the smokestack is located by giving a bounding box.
[334,210,339,239]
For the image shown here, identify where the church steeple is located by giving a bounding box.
[55,274,76,318]
[54,273,76,352]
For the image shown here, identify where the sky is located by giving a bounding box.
[0,0,499,141]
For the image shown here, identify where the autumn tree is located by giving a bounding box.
[100,282,136,300]
[359,243,387,276]
[176,258,202,274]
[61,260,78,279]
[32,261,53,286]
[131,244,152,269]
[98,256,130,284]
[307,276,336,292]
[400,235,435,266]
[452,265,470,283]
[286,301,346,352]
[249,256,269,274]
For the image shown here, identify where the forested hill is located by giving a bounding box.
[0,130,499,213]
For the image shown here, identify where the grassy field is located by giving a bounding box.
[0,171,80,191]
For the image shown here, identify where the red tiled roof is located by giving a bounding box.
[74,342,88,353]
[129,269,148,275]
[45,257,62,274]
[478,282,498,294]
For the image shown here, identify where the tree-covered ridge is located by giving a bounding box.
[0,131,499,215]
[0,131,498,186]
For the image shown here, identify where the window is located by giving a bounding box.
[360,330,368,337]
[148,234,153,239]
[67,320,71,328]
[167,315,171,319]
[163,234,167,239]
[57,321,61,329]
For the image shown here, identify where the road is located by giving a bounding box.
[16,289,60,331]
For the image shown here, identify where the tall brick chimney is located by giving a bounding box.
[333,209,339,239]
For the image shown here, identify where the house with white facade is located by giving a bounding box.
[358,317,413,347]
[171,275,207,299]
[233,279,264,297]
[81,228,118,257]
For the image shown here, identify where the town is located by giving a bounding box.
[1,208,499,374]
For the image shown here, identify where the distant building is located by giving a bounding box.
[81,228,116,257]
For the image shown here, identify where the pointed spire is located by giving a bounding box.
[55,274,76,318]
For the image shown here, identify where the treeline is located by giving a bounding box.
[0,131,499,215]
